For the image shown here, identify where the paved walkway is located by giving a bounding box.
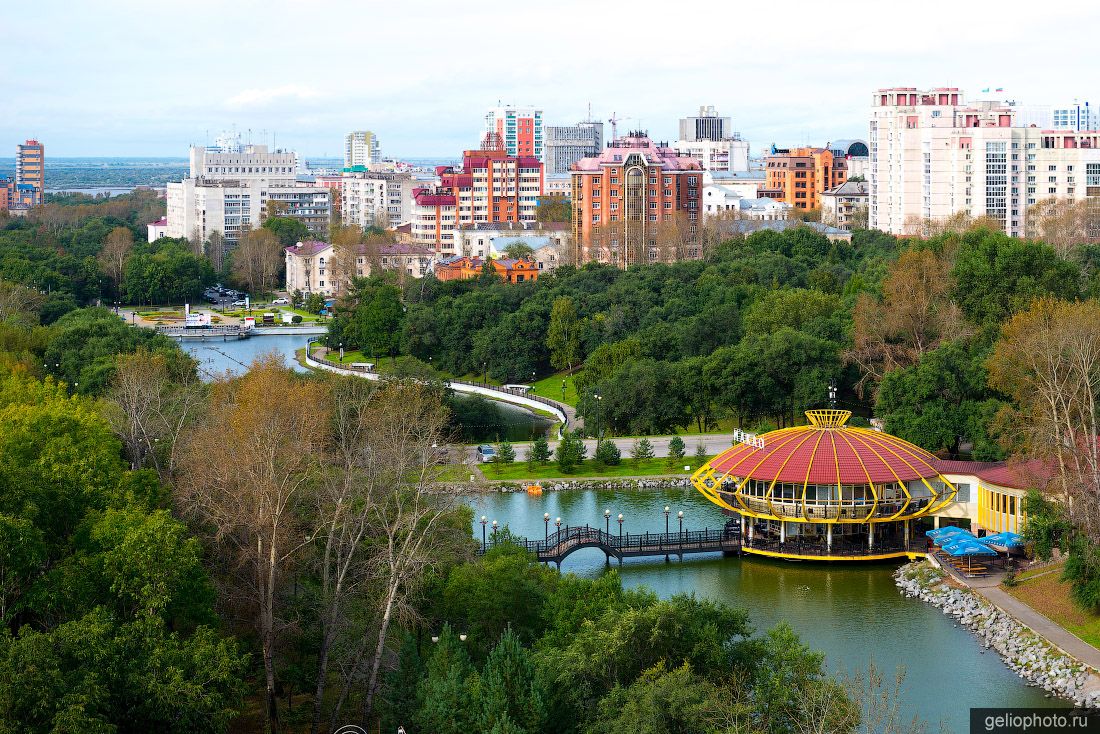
[976,586,1100,678]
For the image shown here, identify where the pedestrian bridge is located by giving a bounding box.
[479,523,742,566]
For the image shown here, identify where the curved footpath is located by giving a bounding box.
[896,561,1100,707]
[303,341,573,432]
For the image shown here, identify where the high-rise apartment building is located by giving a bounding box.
[679,105,730,142]
[570,133,704,266]
[763,147,847,211]
[167,144,328,246]
[341,170,415,228]
[345,131,381,168]
[544,121,603,176]
[869,87,1100,236]
[674,106,750,172]
[15,140,44,208]
[411,146,543,253]
[1053,102,1099,132]
[486,106,543,160]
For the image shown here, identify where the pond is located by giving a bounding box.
[465,486,1061,733]
[177,333,312,379]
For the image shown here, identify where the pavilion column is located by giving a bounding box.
[780,522,786,544]
[904,519,910,550]
[934,515,941,530]
[868,522,875,551]
[740,515,746,539]
[826,524,832,552]
[748,521,754,544]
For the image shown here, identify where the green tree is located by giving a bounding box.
[503,242,535,260]
[693,442,708,467]
[261,216,311,247]
[531,434,551,464]
[304,291,326,315]
[414,626,478,734]
[631,437,655,465]
[478,628,547,734]
[951,228,1080,325]
[666,436,686,470]
[495,438,516,463]
[347,282,404,357]
[584,662,717,734]
[547,296,582,372]
[554,430,587,474]
[594,439,621,467]
[536,198,571,223]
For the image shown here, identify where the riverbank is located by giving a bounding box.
[896,561,1100,707]
[439,476,693,494]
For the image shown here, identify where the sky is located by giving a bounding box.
[4,0,1100,158]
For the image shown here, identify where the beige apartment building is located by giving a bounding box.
[284,241,436,296]
[870,87,1100,236]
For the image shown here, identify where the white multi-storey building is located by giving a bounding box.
[344,131,381,168]
[1053,103,1099,132]
[341,170,415,228]
[167,144,328,246]
[285,240,436,296]
[869,87,1100,236]
[544,121,603,176]
[674,106,750,172]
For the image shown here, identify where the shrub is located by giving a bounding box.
[594,439,621,467]
[291,314,303,324]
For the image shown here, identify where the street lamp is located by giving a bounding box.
[480,516,488,548]
[678,510,684,537]
[555,517,562,536]
[617,513,624,539]
[491,519,498,543]
[561,379,566,402]
[544,512,550,540]
[604,509,611,534]
[594,392,603,445]
[339,341,344,362]
[482,362,487,384]
[664,506,671,535]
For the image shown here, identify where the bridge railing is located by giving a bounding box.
[480,523,741,557]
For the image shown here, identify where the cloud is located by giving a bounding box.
[224,85,323,110]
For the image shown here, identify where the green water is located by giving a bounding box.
[466,486,1060,733]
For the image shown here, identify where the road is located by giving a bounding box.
[467,433,739,463]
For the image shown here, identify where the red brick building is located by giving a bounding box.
[570,133,703,266]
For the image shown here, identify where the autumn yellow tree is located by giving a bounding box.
[177,355,330,734]
[846,248,966,396]
[1026,197,1100,257]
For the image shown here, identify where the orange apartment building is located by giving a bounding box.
[763,146,847,211]
[434,255,540,283]
[570,132,704,267]
[411,143,543,254]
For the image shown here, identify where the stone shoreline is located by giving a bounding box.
[895,561,1100,708]
[438,477,693,494]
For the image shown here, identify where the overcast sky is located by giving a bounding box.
[4,0,1098,158]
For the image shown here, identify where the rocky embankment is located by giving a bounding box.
[896,562,1100,708]
[439,477,693,493]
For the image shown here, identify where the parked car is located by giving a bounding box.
[271,297,289,305]
[476,445,497,462]
[232,299,248,307]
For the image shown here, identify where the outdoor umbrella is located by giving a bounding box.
[942,539,997,573]
[926,526,972,543]
[978,531,1025,549]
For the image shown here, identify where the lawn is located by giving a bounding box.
[479,456,700,481]
[278,306,323,323]
[1006,562,1100,649]
[531,371,581,406]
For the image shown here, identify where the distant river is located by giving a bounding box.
[48,186,142,197]
[466,487,1062,732]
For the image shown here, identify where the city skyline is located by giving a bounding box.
[7,0,1100,157]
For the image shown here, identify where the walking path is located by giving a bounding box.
[977,585,1100,684]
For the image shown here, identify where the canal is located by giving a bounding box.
[466,485,1059,733]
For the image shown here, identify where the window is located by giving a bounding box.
[592,214,600,223]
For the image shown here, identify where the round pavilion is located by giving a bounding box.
[691,409,957,561]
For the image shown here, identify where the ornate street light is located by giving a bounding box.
[664,506,671,535]
[491,519,498,543]
[480,516,488,548]
[617,513,624,539]
[678,510,684,536]
[604,509,611,534]
[544,512,550,540]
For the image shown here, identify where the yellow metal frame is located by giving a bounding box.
[690,410,958,526]
[741,546,926,562]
